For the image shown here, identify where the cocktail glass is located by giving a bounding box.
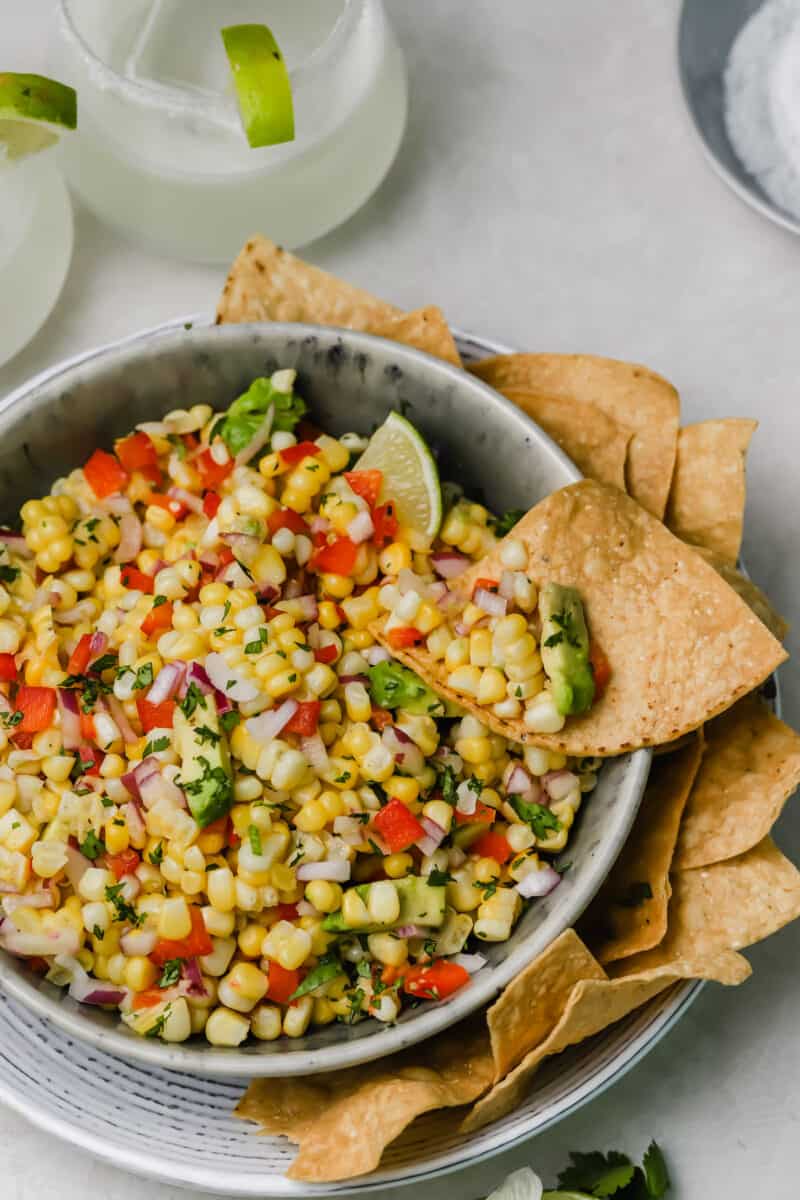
[0,151,73,368]
[51,0,408,264]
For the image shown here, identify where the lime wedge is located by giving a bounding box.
[0,72,77,162]
[221,24,294,148]
[355,412,442,540]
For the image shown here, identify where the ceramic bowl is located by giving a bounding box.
[0,321,650,1076]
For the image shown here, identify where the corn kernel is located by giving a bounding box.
[304,879,342,913]
[205,1007,250,1046]
[158,896,192,940]
[251,1003,282,1040]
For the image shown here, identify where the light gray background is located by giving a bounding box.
[3,2,798,1196]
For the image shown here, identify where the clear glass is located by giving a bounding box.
[50,0,407,263]
[0,155,73,368]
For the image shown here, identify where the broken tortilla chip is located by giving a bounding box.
[673,697,800,870]
[580,733,704,963]
[691,546,788,642]
[462,950,748,1133]
[216,235,461,364]
[486,929,606,1080]
[613,837,800,976]
[375,480,787,755]
[469,353,679,518]
[237,1021,493,1182]
[500,387,630,490]
[666,419,757,565]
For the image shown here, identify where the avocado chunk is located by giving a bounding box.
[367,661,446,717]
[538,582,595,715]
[322,875,446,934]
[174,693,234,828]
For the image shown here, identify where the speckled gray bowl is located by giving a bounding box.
[0,320,650,1077]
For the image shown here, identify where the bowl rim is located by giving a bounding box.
[0,316,651,1077]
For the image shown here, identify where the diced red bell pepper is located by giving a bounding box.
[196,446,233,490]
[150,906,213,965]
[472,577,499,596]
[182,433,199,453]
[0,653,17,682]
[116,432,158,473]
[372,502,398,547]
[267,507,310,536]
[311,536,359,576]
[279,440,320,467]
[136,696,175,732]
[67,633,93,675]
[274,902,300,922]
[589,641,611,699]
[217,545,235,567]
[344,469,383,508]
[387,627,424,650]
[11,730,35,749]
[83,448,129,499]
[284,700,320,737]
[120,566,155,594]
[313,644,338,665]
[78,744,104,776]
[370,706,394,731]
[15,685,56,733]
[264,960,303,1005]
[107,848,141,881]
[132,986,168,1011]
[401,960,470,1001]
[79,712,95,742]
[202,490,221,519]
[372,798,426,854]
[141,601,173,638]
[471,830,513,864]
[454,800,496,826]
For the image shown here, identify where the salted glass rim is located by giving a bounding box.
[57,0,363,116]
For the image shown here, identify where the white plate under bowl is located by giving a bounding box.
[0,320,708,1191]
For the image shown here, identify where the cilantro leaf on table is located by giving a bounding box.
[556,1151,634,1196]
[641,1143,670,1198]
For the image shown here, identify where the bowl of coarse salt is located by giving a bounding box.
[679,0,800,235]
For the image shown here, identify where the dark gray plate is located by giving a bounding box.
[678,0,800,235]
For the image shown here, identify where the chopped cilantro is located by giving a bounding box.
[145,1002,172,1039]
[92,924,105,941]
[132,663,154,691]
[427,868,454,887]
[474,879,497,900]
[248,824,263,855]
[148,842,165,866]
[0,564,20,584]
[195,725,221,747]
[143,735,170,757]
[220,710,241,734]
[105,882,145,926]
[152,594,168,608]
[1,710,23,728]
[492,508,525,537]
[510,796,562,839]
[79,830,106,860]
[158,959,183,989]
[367,838,384,858]
[179,682,207,718]
[88,652,118,674]
[553,1141,671,1197]
[334,770,352,784]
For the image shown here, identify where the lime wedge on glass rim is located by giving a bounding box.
[0,72,77,162]
[355,411,443,540]
[221,24,295,148]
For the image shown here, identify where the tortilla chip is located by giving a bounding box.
[216,235,461,365]
[375,480,787,755]
[237,1021,493,1183]
[469,353,679,518]
[487,929,606,1080]
[500,388,630,489]
[691,546,788,642]
[614,838,800,975]
[673,699,800,870]
[462,951,748,1133]
[580,733,705,963]
[666,419,757,565]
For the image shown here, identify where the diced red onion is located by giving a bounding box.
[301,732,329,772]
[205,652,260,703]
[338,674,369,685]
[306,622,322,650]
[1,890,55,915]
[246,698,298,743]
[454,621,471,636]
[87,631,108,659]
[220,532,260,566]
[182,661,214,696]
[474,588,507,617]
[395,924,426,938]
[69,973,129,1007]
[431,552,470,579]
[415,815,446,857]
[382,726,425,775]
[296,899,317,917]
[57,688,82,751]
[113,513,143,564]
[498,570,516,600]
[346,509,374,544]
[0,530,32,558]
[398,568,430,597]
[309,515,329,536]
[428,581,449,604]
[139,769,186,811]
[256,585,280,605]
[54,600,97,626]
[456,779,479,815]
[199,551,219,571]
[0,927,80,957]
[121,755,160,802]
[147,661,186,705]
[168,486,204,514]
[364,644,391,666]
[64,845,92,890]
[296,859,352,883]
[504,762,541,804]
[235,405,275,466]
[104,694,138,746]
[543,771,579,802]
[516,864,562,898]
[333,816,366,846]
[281,594,318,622]
[283,577,303,600]
[180,956,208,997]
[124,798,146,846]
[100,495,133,516]
[449,952,487,974]
[119,927,157,957]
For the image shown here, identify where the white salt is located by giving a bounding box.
[724,0,800,219]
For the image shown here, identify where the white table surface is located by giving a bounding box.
[4,1,800,1196]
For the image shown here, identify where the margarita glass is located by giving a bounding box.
[0,152,73,369]
[51,0,408,263]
